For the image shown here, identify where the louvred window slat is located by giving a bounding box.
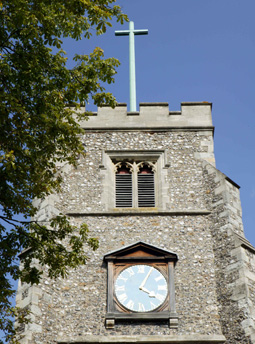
[138,166,155,207]
[116,165,132,208]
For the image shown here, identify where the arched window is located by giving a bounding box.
[115,162,155,208]
[115,163,132,208]
[138,164,155,207]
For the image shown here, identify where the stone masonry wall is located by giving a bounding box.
[56,130,213,214]
[203,162,255,343]
[15,103,255,344]
[31,215,222,343]
[15,126,226,344]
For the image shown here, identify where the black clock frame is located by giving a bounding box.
[104,241,178,328]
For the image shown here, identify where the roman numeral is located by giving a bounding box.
[138,303,145,312]
[158,285,167,291]
[118,275,128,282]
[155,275,164,282]
[156,293,165,302]
[127,267,135,276]
[118,293,128,303]
[150,301,157,309]
[137,265,145,273]
[126,299,134,310]
[115,285,125,291]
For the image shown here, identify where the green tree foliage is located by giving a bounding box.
[0,0,127,342]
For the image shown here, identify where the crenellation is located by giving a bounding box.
[78,102,213,130]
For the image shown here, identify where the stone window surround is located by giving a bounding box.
[100,150,170,211]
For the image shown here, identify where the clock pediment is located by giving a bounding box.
[104,241,178,263]
[104,241,179,329]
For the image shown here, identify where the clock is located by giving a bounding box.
[115,264,167,312]
[104,241,178,329]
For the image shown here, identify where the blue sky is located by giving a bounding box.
[62,0,255,245]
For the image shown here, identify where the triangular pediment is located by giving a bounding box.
[104,241,178,263]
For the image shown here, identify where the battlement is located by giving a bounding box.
[78,102,213,130]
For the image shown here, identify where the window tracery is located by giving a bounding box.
[114,161,156,208]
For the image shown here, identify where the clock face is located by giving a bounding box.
[115,264,168,312]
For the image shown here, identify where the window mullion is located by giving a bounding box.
[133,162,138,208]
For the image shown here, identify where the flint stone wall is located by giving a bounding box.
[56,130,214,214]
[15,103,255,344]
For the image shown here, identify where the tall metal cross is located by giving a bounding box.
[115,21,148,112]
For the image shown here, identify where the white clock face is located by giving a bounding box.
[115,264,168,312]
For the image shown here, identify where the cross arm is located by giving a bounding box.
[134,29,149,35]
[115,29,148,36]
[115,30,129,36]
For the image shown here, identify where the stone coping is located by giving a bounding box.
[234,232,255,253]
[82,126,215,132]
[92,111,182,117]
[100,103,127,107]
[87,101,212,108]
[66,210,211,217]
[139,102,169,107]
[225,176,240,189]
[181,101,212,107]
[57,334,225,343]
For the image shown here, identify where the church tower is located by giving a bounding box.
[16,102,255,344]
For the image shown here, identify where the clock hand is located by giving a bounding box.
[139,267,153,289]
[149,291,156,298]
[140,286,150,294]
[140,287,156,298]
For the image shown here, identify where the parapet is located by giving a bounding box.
[78,102,213,130]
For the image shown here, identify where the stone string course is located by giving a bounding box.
[15,104,255,344]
